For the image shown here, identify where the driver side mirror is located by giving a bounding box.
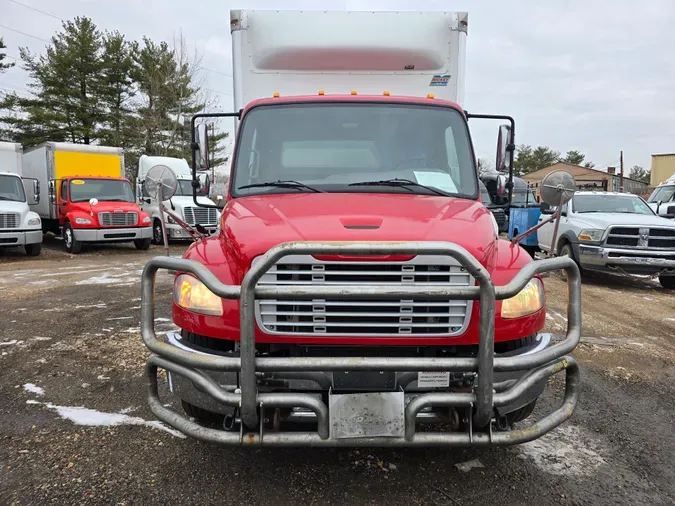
[197,173,211,196]
[540,202,553,214]
[194,123,210,171]
[23,178,40,205]
[495,124,512,173]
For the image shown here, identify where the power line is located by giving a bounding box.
[0,23,50,43]
[6,0,63,20]
[199,66,232,79]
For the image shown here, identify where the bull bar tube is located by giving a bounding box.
[141,241,581,447]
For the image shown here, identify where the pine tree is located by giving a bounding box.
[3,17,105,145]
[0,37,14,73]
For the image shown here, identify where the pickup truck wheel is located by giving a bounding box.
[181,400,225,426]
[152,219,164,245]
[659,275,675,289]
[558,243,579,280]
[63,223,82,254]
[25,243,42,256]
[134,238,151,251]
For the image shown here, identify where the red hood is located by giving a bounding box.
[216,193,498,281]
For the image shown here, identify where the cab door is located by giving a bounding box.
[57,179,69,223]
[537,202,568,253]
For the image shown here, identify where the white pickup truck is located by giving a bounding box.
[646,174,675,218]
[537,191,675,288]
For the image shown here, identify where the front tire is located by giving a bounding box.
[659,275,675,289]
[63,223,82,254]
[134,238,151,251]
[558,242,579,280]
[181,400,225,426]
[152,219,164,245]
[25,243,42,256]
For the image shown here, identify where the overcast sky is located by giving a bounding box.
[2,0,674,172]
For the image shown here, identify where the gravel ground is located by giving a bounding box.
[1,238,674,505]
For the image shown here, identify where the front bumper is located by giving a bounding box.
[0,229,42,247]
[74,226,152,243]
[141,241,582,447]
[166,331,552,419]
[578,244,675,275]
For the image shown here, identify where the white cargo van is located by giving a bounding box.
[0,141,43,256]
[136,155,220,244]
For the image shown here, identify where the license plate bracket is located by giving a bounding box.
[329,391,405,439]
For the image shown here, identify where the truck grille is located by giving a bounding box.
[98,212,138,227]
[255,255,473,337]
[606,226,675,249]
[183,207,218,226]
[0,213,19,229]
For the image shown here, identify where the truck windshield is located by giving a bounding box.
[647,185,675,204]
[232,102,477,198]
[175,180,207,197]
[70,179,134,203]
[573,195,655,215]
[0,174,26,202]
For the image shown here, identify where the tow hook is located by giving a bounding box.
[495,413,509,431]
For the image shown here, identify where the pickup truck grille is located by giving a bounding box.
[0,213,19,229]
[184,207,218,226]
[98,212,138,227]
[255,255,473,337]
[606,226,675,249]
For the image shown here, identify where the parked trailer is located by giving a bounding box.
[0,141,43,256]
[141,10,581,447]
[22,142,152,253]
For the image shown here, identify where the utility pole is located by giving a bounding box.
[620,150,624,192]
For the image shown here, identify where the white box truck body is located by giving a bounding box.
[230,10,467,115]
[0,141,43,256]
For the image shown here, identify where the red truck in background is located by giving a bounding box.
[140,10,582,447]
[22,142,152,253]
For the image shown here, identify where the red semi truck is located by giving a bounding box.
[140,10,581,447]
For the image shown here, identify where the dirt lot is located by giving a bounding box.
[1,238,674,505]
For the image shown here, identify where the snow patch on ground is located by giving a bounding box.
[517,424,606,476]
[27,401,184,438]
[1,340,19,346]
[75,272,136,286]
[23,383,45,396]
[454,459,484,472]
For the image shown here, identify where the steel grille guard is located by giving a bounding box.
[140,241,581,447]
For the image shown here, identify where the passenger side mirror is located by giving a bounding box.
[540,202,553,214]
[194,123,210,171]
[495,124,511,173]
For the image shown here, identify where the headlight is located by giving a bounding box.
[142,216,151,224]
[167,215,176,224]
[578,229,605,242]
[75,217,91,225]
[173,274,223,316]
[27,217,41,226]
[501,278,544,319]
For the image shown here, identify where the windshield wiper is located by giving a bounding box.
[348,178,450,196]
[238,180,325,193]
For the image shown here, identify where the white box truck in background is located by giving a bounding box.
[137,155,220,244]
[0,141,43,256]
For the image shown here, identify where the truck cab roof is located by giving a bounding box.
[243,93,465,114]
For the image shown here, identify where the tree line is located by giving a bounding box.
[480,145,650,185]
[0,19,228,181]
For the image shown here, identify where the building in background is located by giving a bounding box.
[650,153,675,186]
[523,162,649,198]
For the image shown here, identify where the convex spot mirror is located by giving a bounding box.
[145,165,178,201]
